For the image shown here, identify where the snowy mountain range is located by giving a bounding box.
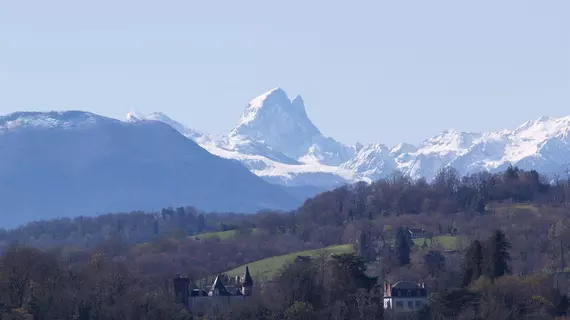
[128,88,570,188]
[0,111,308,227]
[3,88,570,226]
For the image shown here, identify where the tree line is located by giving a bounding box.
[2,166,570,318]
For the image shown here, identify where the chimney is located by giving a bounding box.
[385,281,391,297]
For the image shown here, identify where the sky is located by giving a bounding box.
[0,1,568,146]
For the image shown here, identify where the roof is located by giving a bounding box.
[210,275,231,295]
[242,265,254,286]
[391,281,422,289]
[190,289,208,297]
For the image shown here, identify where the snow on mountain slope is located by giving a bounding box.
[125,110,218,144]
[128,88,570,188]
[402,116,570,179]
[230,88,320,157]
[399,129,485,180]
[128,88,358,188]
[11,96,570,227]
[230,88,355,166]
[0,111,307,227]
[341,143,397,181]
[123,117,357,188]
[0,111,105,130]
[200,144,360,187]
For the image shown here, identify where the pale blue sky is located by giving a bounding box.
[1,0,568,145]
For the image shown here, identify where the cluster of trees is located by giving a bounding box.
[461,230,511,287]
[3,167,570,318]
[424,230,570,319]
[0,244,188,319]
[0,241,385,319]
[0,207,216,249]
[1,166,567,253]
[299,166,555,227]
[207,253,384,320]
[233,231,570,320]
[4,232,568,319]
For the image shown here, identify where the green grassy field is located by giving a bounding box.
[223,235,459,281]
[191,228,260,240]
[224,244,354,280]
[413,235,459,250]
[513,204,539,211]
[488,202,541,217]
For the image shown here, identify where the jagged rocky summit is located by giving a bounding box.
[129,88,570,188]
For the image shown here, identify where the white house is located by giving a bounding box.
[383,281,428,314]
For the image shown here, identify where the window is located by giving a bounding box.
[396,301,403,308]
[415,300,423,308]
[397,291,401,297]
[407,290,411,297]
[408,301,414,308]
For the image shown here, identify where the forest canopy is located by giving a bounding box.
[1,166,570,319]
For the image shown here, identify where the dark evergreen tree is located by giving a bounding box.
[197,214,206,233]
[395,227,411,266]
[485,230,511,280]
[504,165,519,180]
[474,196,486,214]
[552,289,570,317]
[356,231,373,263]
[461,240,484,287]
[152,220,159,235]
[429,289,480,319]
[424,250,446,278]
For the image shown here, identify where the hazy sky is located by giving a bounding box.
[1,1,568,146]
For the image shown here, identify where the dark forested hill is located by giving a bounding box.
[3,167,570,319]
[0,111,304,227]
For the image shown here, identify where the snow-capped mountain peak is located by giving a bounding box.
[126,110,207,141]
[234,87,288,128]
[390,142,418,156]
[229,88,332,160]
[420,129,482,155]
[291,94,304,105]
[512,115,570,140]
[118,89,570,189]
[231,88,320,137]
[0,111,111,131]
[341,143,396,180]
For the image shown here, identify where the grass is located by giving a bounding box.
[219,236,459,282]
[224,244,354,280]
[191,228,260,240]
[413,235,459,250]
[513,203,539,211]
[488,202,541,217]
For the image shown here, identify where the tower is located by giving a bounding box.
[173,274,190,306]
[241,265,254,296]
